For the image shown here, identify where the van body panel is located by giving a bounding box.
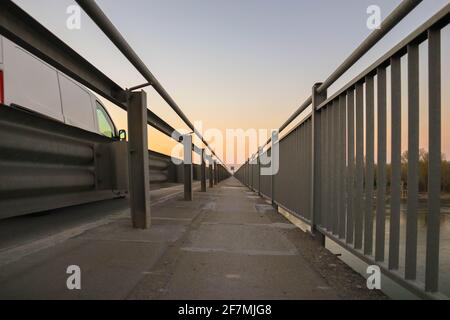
[0,36,4,64]
[0,36,118,138]
[3,38,64,121]
[59,73,97,133]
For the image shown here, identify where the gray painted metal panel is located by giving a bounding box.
[253,160,260,192]
[260,149,272,199]
[274,126,306,219]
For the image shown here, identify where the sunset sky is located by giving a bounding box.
[12,0,450,165]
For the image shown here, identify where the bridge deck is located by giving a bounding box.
[0,178,383,300]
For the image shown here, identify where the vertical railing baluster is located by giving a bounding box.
[339,94,347,239]
[347,89,355,244]
[305,120,313,220]
[300,126,303,215]
[389,55,402,270]
[425,27,441,293]
[376,67,387,262]
[327,106,332,231]
[322,107,329,229]
[309,120,313,219]
[334,100,341,235]
[272,131,278,208]
[304,123,308,217]
[333,100,339,235]
[258,147,262,196]
[302,125,306,216]
[406,42,419,281]
[306,121,310,219]
[365,76,375,255]
[306,123,310,217]
[355,82,364,250]
[337,100,342,235]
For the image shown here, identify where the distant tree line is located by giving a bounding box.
[372,149,450,193]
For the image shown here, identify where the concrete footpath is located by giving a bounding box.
[0,178,384,300]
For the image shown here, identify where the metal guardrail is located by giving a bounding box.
[74,0,228,170]
[0,0,231,227]
[0,105,126,219]
[0,0,225,166]
[0,105,202,219]
[236,2,450,297]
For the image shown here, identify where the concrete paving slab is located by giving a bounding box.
[155,251,340,300]
[0,177,384,300]
[78,218,187,244]
[202,210,271,225]
[0,238,166,300]
[0,182,201,253]
[150,204,202,221]
[182,224,298,256]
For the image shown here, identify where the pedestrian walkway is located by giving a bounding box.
[0,178,384,300]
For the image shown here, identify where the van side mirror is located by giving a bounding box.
[119,129,127,141]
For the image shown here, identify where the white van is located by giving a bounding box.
[0,36,119,139]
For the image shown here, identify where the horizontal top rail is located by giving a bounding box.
[260,0,422,151]
[75,0,227,170]
[315,3,450,112]
[316,0,422,94]
[0,0,218,166]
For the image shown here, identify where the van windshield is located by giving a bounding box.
[95,102,115,138]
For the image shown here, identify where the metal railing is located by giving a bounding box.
[0,106,127,219]
[0,0,230,227]
[0,101,213,219]
[235,1,449,298]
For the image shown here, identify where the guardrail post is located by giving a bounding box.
[311,83,327,243]
[217,162,220,183]
[214,161,218,185]
[127,91,151,229]
[271,132,279,209]
[209,158,214,188]
[201,148,207,192]
[257,147,262,196]
[182,134,193,201]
